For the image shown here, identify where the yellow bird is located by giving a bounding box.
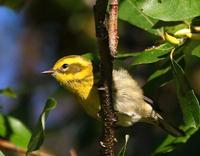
[42,55,183,137]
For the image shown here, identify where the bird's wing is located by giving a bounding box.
[143,96,153,105]
[143,96,162,113]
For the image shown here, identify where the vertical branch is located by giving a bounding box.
[109,0,119,57]
[94,0,119,155]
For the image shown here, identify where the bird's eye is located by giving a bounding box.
[61,64,68,69]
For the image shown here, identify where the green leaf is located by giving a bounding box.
[117,43,174,65]
[148,67,171,82]
[0,151,5,156]
[153,51,200,155]
[143,66,172,94]
[0,114,31,148]
[119,0,161,35]
[26,98,57,155]
[118,134,130,156]
[171,57,200,126]
[134,0,200,21]
[144,52,184,94]
[0,115,6,137]
[0,88,17,98]
[9,116,31,148]
[153,126,197,155]
[82,53,99,62]
[82,53,95,60]
[191,41,200,58]
[181,40,200,58]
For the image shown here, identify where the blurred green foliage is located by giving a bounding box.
[0,151,5,156]
[0,88,17,98]
[0,114,31,148]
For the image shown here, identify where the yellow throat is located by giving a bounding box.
[51,55,100,117]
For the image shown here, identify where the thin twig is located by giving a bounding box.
[94,0,119,155]
[108,0,119,57]
[0,139,54,156]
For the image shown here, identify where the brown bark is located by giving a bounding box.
[93,0,119,155]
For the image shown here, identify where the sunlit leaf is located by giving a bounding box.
[117,43,174,65]
[119,0,160,35]
[118,134,130,156]
[0,151,5,156]
[0,88,17,98]
[9,116,31,148]
[134,0,200,21]
[26,98,57,155]
[0,114,31,148]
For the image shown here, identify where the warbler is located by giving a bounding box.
[43,55,183,137]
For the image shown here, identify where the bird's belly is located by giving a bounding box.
[79,96,142,127]
[77,81,144,127]
[115,112,141,127]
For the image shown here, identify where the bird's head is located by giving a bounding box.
[42,55,94,92]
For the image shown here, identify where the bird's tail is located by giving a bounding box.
[157,116,185,137]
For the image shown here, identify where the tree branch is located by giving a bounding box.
[94,0,119,155]
[109,0,119,57]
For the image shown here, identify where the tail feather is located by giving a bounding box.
[157,118,185,137]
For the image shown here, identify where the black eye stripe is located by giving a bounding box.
[58,63,87,74]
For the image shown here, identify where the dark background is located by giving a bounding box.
[0,0,200,155]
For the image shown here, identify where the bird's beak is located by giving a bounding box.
[41,69,55,74]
